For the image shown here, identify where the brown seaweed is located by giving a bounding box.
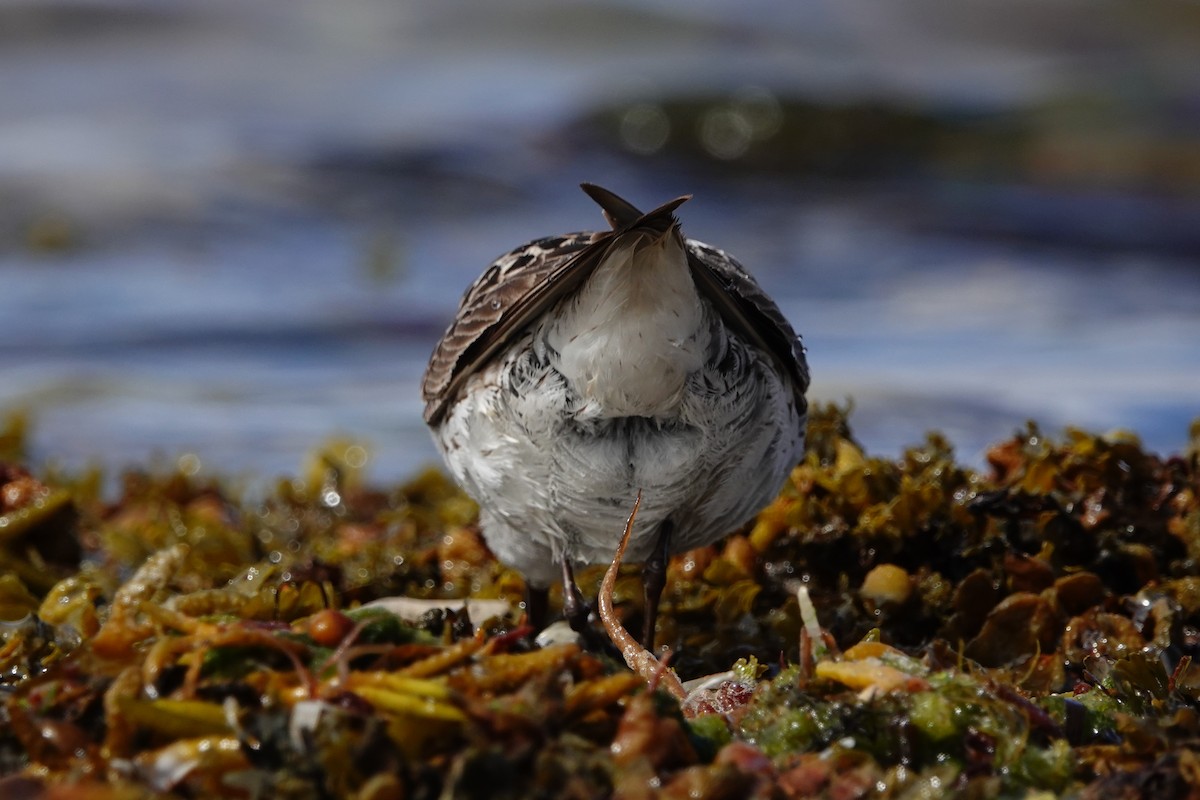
[0,405,1198,797]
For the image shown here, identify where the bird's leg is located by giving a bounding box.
[641,520,673,650]
[599,492,685,699]
[525,585,550,632]
[560,553,591,636]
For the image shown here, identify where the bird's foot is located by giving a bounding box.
[599,491,685,700]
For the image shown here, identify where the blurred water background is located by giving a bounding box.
[1,0,1198,486]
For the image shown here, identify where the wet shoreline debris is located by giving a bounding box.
[1,404,1198,797]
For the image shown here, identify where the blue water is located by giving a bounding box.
[2,1,1198,485]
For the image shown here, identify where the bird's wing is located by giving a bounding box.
[686,240,810,408]
[422,186,693,426]
[421,231,598,425]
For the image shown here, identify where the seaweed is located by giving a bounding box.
[1,404,1199,797]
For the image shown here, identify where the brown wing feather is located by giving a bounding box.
[579,183,642,229]
[421,232,599,424]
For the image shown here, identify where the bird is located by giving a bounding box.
[421,183,809,649]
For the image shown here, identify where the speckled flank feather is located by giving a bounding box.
[421,184,809,587]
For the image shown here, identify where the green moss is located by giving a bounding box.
[908,690,958,741]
